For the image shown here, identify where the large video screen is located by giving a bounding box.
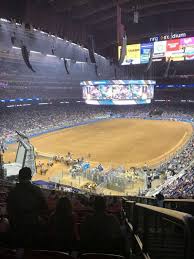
[81,80,155,105]
[119,36,194,65]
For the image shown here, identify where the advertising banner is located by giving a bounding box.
[180,37,194,46]
[166,39,181,52]
[153,41,166,58]
[166,39,184,60]
[140,43,153,64]
[124,44,141,64]
[180,37,194,59]
[119,34,194,65]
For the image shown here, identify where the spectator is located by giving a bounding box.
[7,167,47,247]
[80,196,123,254]
[156,192,164,207]
[49,197,76,251]
[47,190,58,213]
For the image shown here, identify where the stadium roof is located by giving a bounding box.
[0,0,193,58]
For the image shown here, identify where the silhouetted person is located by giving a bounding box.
[49,197,76,251]
[47,190,58,213]
[7,167,47,247]
[156,192,164,207]
[80,196,123,254]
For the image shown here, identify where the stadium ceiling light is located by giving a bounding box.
[33,28,38,31]
[30,50,41,54]
[57,37,63,40]
[15,23,21,26]
[6,105,15,108]
[0,18,10,23]
[38,103,47,105]
[46,54,56,57]
[40,30,47,34]
[12,46,21,50]
[72,43,76,46]
[50,34,55,37]
[83,47,88,50]
[76,61,85,64]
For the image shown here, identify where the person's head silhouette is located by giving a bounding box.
[18,167,32,183]
[94,196,106,213]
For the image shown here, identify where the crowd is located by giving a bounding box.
[0,168,125,255]
[0,104,110,142]
[158,134,194,174]
[1,102,194,198]
[1,102,194,144]
[161,167,194,198]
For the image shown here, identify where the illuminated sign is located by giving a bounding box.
[81,80,155,105]
[120,44,141,65]
[153,41,166,58]
[140,43,153,64]
[150,33,187,42]
[119,34,194,65]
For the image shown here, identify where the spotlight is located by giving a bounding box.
[133,10,139,23]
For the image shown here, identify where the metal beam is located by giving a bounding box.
[72,0,130,19]
[73,0,191,20]
[140,2,194,18]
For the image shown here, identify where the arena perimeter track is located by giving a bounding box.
[5,119,193,168]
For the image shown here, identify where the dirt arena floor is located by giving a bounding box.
[5,118,193,168]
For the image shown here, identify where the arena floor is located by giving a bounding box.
[5,118,193,169]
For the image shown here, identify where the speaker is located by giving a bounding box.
[95,64,99,77]
[119,34,127,65]
[21,45,36,72]
[164,57,171,78]
[114,66,117,79]
[88,35,96,63]
[11,33,16,45]
[145,47,154,73]
[63,58,70,74]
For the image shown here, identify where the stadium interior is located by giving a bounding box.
[1,1,194,259]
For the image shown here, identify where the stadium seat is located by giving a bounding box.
[24,250,74,259]
[80,253,125,259]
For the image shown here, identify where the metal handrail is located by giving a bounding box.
[123,200,194,259]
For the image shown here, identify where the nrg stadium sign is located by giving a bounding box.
[150,32,187,42]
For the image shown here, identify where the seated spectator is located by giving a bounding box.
[49,197,76,251]
[156,192,164,207]
[108,197,122,213]
[7,167,47,247]
[47,190,58,213]
[80,196,123,254]
[0,216,9,233]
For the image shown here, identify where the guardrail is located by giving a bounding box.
[164,199,194,215]
[124,196,194,215]
[123,199,194,259]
